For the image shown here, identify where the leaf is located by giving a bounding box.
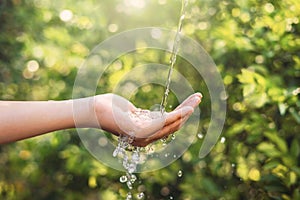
[257,142,282,157]
[268,87,285,102]
[290,139,300,158]
[282,156,296,168]
[264,132,288,153]
[244,92,269,108]
[253,72,267,88]
[227,122,245,136]
[237,69,255,84]
[289,107,300,124]
[291,166,300,176]
[243,83,255,97]
[263,160,281,170]
[289,171,297,185]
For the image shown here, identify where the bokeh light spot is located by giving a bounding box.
[27,60,39,72]
[264,3,275,13]
[108,24,119,33]
[59,9,73,22]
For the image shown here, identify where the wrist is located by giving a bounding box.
[72,97,98,128]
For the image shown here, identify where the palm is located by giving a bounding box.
[94,93,202,147]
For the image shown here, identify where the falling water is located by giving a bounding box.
[113,135,141,199]
[160,0,189,113]
[113,1,189,199]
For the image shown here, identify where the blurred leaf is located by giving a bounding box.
[289,107,300,124]
[237,69,269,108]
[264,131,288,154]
[243,83,256,97]
[257,142,282,157]
[263,160,281,170]
[237,69,255,84]
[290,139,300,158]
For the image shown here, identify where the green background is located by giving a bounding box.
[0,0,299,199]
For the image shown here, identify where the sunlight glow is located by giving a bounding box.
[59,9,73,22]
[124,0,145,8]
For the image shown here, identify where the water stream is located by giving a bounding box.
[160,0,188,113]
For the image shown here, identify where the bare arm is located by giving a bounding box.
[0,98,93,143]
[0,93,202,146]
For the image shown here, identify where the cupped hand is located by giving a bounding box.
[93,93,202,147]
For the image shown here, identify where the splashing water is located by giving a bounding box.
[120,175,128,183]
[160,0,189,113]
[114,136,141,199]
[113,109,153,199]
[137,192,145,199]
[126,192,133,200]
[178,170,183,177]
[113,1,189,199]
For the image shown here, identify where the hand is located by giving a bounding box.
[93,93,202,147]
[0,93,201,145]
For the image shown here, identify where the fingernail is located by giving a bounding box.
[196,92,203,98]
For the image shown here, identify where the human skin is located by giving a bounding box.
[0,93,202,146]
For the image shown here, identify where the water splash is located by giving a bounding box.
[113,1,189,199]
[113,136,141,199]
[177,170,183,177]
[126,192,133,200]
[137,192,145,199]
[120,175,128,183]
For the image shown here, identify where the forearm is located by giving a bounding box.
[0,97,96,144]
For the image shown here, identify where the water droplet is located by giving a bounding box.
[178,170,183,177]
[127,180,133,189]
[180,14,185,21]
[132,152,140,163]
[120,175,128,183]
[161,137,167,145]
[137,192,145,199]
[197,133,204,139]
[149,148,155,154]
[128,164,136,174]
[171,134,176,140]
[128,136,134,144]
[113,148,119,157]
[220,137,226,144]
[130,174,137,183]
[170,196,174,200]
[126,192,133,200]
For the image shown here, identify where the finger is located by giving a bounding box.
[134,109,193,146]
[134,115,165,139]
[148,106,195,142]
[135,114,191,146]
[175,93,202,111]
[165,106,194,126]
[178,110,193,129]
[147,117,183,142]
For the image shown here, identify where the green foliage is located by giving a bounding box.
[1,0,300,199]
